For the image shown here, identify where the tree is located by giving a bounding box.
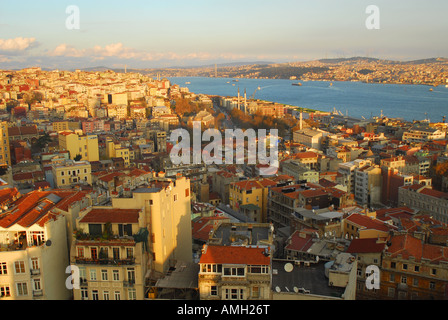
[74,154,83,161]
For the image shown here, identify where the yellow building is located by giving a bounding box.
[111,173,192,274]
[229,179,275,223]
[52,121,80,133]
[70,207,147,300]
[51,159,92,188]
[105,138,130,167]
[58,130,99,162]
[0,121,11,167]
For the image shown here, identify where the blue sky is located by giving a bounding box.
[0,0,447,69]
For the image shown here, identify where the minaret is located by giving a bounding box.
[244,88,247,114]
[237,87,240,110]
[299,109,303,130]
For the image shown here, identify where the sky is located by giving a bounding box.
[0,0,447,70]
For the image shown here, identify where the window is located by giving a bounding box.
[391,262,396,269]
[248,265,268,274]
[91,247,98,260]
[113,248,120,260]
[126,248,134,259]
[414,265,420,272]
[128,289,136,300]
[81,288,88,300]
[127,268,135,284]
[431,268,437,276]
[113,270,120,281]
[16,282,28,296]
[390,273,395,282]
[401,276,407,284]
[413,278,419,286]
[92,290,99,300]
[33,279,41,291]
[185,188,190,197]
[14,261,25,274]
[429,281,436,290]
[101,270,108,281]
[210,286,218,296]
[224,288,244,300]
[90,269,97,281]
[0,262,7,275]
[114,291,121,300]
[0,285,10,298]
[252,286,260,299]
[223,267,245,277]
[31,257,39,270]
[402,264,408,270]
[103,291,110,300]
[174,194,178,202]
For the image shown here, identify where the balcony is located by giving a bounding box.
[30,269,41,276]
[123,280,135,287]
[33,289,43,297]
[75,257,135,266]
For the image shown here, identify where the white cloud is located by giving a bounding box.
[48,42,254,63]
[0,37,36,52]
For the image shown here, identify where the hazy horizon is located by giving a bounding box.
[1,0,447,70]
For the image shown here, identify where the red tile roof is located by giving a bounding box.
[199,245,270,265]
[346,238,386,253]
[345,213,393,233]
[387,234,448,263]
[285,230,314,252]
[80,208,141,224]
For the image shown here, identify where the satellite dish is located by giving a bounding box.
[293,287,299,293]
[45,240,52,246]
[275,286,281,293]
[284,263,293,272]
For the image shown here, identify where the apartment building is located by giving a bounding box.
[58,130,99,162]
[353,164,381,207]
[111,174,192,274]
[51,159,92,188]
[198,245,271,300]
[380,234,448,300]
[229,179,272,223]
[0,191,78,300]
[281,160,319,183]
[402,125,446,143]
[70,207,147,300]
[338,159,373,195]
[398,184,448,223]
[198,222,274,300]
[293,128,328,150]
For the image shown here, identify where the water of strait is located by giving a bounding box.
[169,76,448,122]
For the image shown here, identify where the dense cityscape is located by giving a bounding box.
[0,65,448,303]
[142,57,448,86]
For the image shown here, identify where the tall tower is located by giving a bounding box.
[237,87,240,110]
[0,121,11,167]
[244,88,247,114]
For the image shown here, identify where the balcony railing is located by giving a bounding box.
[33,289,43,297]
[30,269,40,276]
[75,257,135,266]
[123,280,135,287]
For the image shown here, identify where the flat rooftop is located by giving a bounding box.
[271,260,345,299]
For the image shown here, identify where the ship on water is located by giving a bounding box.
[292,82,302,86]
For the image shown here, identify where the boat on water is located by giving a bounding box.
[185,81,191,84]
[292,82,302,86]
[429,88,433,92]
